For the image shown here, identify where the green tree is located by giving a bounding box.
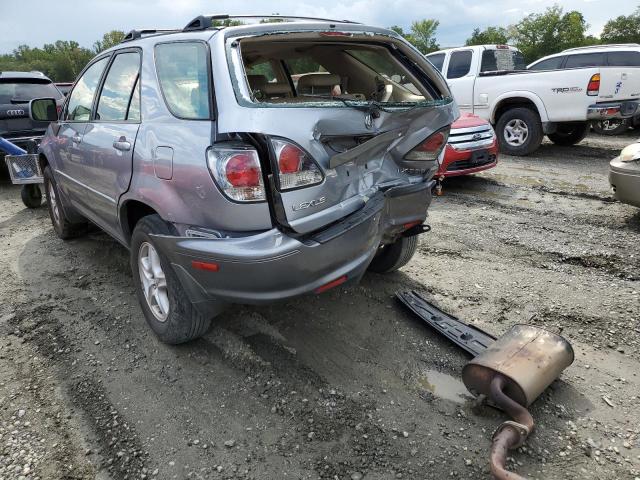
[465,26,510,46]
[601,6,640,44]
[93,30,126,53]
[511,5,591,63]
[389,20,440,54]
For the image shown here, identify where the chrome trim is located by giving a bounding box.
[447,124,496,151]
[55,169,116,204]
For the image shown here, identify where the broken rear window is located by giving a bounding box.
[236,35,446,108]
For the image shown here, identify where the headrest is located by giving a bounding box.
[297,73,341,89]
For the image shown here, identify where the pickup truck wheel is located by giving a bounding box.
[548,122,589,146]
[130,214,212,344]
[43,166,87,239]
[368,235,419,273]
[496,108,543,156]
[591,119,629,136]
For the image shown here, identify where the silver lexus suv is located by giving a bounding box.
[34,15,457,344]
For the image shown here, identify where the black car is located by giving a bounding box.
[1,71,64,206]
[0,71,64,153]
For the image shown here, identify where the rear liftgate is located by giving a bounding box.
[397,290,574,480]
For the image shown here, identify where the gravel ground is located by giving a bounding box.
[0,131,639,480]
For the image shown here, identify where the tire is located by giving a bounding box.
[368,235,419,274]
[591,119,629,136]
[130,214,213,344]
[548,122,589,146]
[21,184,42,209]
[496,107,543,156]
[43,166,87,239]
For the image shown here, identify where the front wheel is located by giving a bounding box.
[21,184,42,209]
[496,107,543,156]
[548,122,589,146]
[368,235,419,274]
[131,214,214,344]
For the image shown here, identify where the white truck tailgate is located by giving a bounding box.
[598,67,640,102]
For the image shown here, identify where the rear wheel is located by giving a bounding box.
[548,122,589,146]
[368,236,419,273]
[21,184,42,209]
[130,214,213,344]
[591,119,629,136]
[43,166,87,239]
[496,107,543,156]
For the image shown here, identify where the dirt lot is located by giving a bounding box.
[1,132,639,480]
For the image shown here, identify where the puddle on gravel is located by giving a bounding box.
[418,370,472,404]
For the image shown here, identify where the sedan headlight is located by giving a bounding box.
[620,143,640,162]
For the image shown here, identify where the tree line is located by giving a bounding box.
[1,4,639,82]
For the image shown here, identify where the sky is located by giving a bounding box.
[0,0,637,54]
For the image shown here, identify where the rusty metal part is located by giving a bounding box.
[488,375,535,480]
[462,324,574,407]
[395,290,496,356]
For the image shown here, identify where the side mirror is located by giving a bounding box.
[29,98,58,122]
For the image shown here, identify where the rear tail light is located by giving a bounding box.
[587,74,600,96]
[207,146,266,202]
[271,139,323,190]
[404,128,450,161]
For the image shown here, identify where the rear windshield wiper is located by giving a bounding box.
[10,98,31,104]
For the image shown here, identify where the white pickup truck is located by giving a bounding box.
[426,45,640,155]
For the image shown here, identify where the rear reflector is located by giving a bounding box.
[315,275,347,294]
[191,260,220,272]
[587,73,600,97]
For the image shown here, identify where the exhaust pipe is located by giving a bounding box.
[462,325,574,479]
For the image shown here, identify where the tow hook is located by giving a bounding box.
[402,223,431,238]
[434,175,445,196]
[396,291,574,480]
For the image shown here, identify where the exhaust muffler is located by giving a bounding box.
[396,292,574,480]
[463,325,574,479]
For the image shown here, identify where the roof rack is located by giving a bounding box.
[562,43,640,52]
[183,14,359,32]
[121,29,181,43]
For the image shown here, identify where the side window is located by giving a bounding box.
[65,57,109,121]
[96,52,141,122]
[426,53,445,72]
[529,56,565,71]
[155,42,211,120]
[565,53,605,68]
[447,51,472,79]
[607,51,640,66]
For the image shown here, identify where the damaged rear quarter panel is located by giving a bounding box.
[209,26,458,234]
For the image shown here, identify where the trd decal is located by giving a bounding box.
[551,87,583,93]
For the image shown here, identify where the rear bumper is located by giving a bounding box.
[151,180,434,307]
[438,142,499,178]
[609,159,640,208]
[587,101,639,120]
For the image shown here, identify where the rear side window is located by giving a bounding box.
[447,51,472,79]
[96,52,141,121]
[565,53,605,68]
[155,42,211,120]
[0,81,62,104]
[426,53,445,72]
[607,51,640,66]
[529,56,565,70]
[481,49,527,72]
[66,57,109,121]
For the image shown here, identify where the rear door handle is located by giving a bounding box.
[113,138,131,151]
